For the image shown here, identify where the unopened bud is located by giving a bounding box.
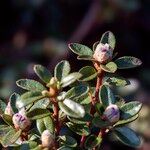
[4,102,14,116]
[41,130,55,148]
[103,104,120,124]
[47,77,58,88]
[93,43,113,64]
[12,113,31,130]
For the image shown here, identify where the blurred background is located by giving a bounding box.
[0,0,150,149]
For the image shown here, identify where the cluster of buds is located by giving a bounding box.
[103,104,120,124]
[93,43,113,64]
[12,112,31,131]
[42,77,60,98]
[41,130,55,148]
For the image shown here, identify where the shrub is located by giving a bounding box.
[0,31,142,149]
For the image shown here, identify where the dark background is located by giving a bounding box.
[0,0,150,149]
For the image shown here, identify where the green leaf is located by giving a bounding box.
[26,108,51,120]
[0,100,6,114]
[84,135,102,149]
[77,55,95,61]
[65,84,89,100]
[60,72,82,88]
[79,66,97,81]
[115,96,125,108]
[58,146,72,150]
[115,56,142,69]
[59,135,77,147]
[95,103,105,116]
[68,113,92,124]
[105,77,130,87]
[114,114,138,127]
[16,79,46,91]
[77,87,95,105]
[0,125,11,140]
[114,126,141,147]
[9,93,19,113]
[17,91,44,108]
[120,101,142,120]
[99,85,115,108]
[100,31,116,49]
[29,98,50,111]
[34,64,52,83]
[54,60,71,81]
[78,95,91,105]
[58,99,85,118]
[68,43,93,56]
[19,141,39,150]
[101,62,117,73]
[1,114,13,126]
[1,128,22,147]
[92,116,110,128]
[36,116,54,134]
[66,122,90,136]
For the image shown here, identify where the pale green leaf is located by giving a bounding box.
[34,64,52,83]
[69,43,93,56]
[54,60,71,81]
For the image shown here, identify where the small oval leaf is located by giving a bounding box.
[100,31,116,50]
[115,56,142,69]
[59,135,77,148]
[105,77,130,87]
[99,85,115,108]
[69,43,93,56]
[77,55,95,61]
[114,127,141,148]
[36,116,54,134]
[114,114,139,127]
[58,99,85,118]
[92,116,110,128]
[60,73,82,88]
[65,84,89,100]
[34,65,52,83]
[16,79,46,91]
[17,91,44,108]
[79,66,97,81]
[0,100,6,114]
[1,128,22,147]
[26,108,51,120]
[54,60,71,81]
[66,122,90,136]
[120,101,142,120]
[9,93,19,113]
[101,62,117,73]
[84,135,102,149]
[1,114,13,126]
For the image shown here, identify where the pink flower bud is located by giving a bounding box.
[103,104,120,123]
[12,113,31,130]
[4,102,14,116]
[93,43,113,64]
[41,130,55,148]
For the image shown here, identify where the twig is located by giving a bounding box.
[52,99,60,135]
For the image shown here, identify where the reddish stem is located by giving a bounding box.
[80,63,104,148]
[80,135,86,147]
[53,100,60,135]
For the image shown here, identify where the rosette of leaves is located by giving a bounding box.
[0,31,143,149]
